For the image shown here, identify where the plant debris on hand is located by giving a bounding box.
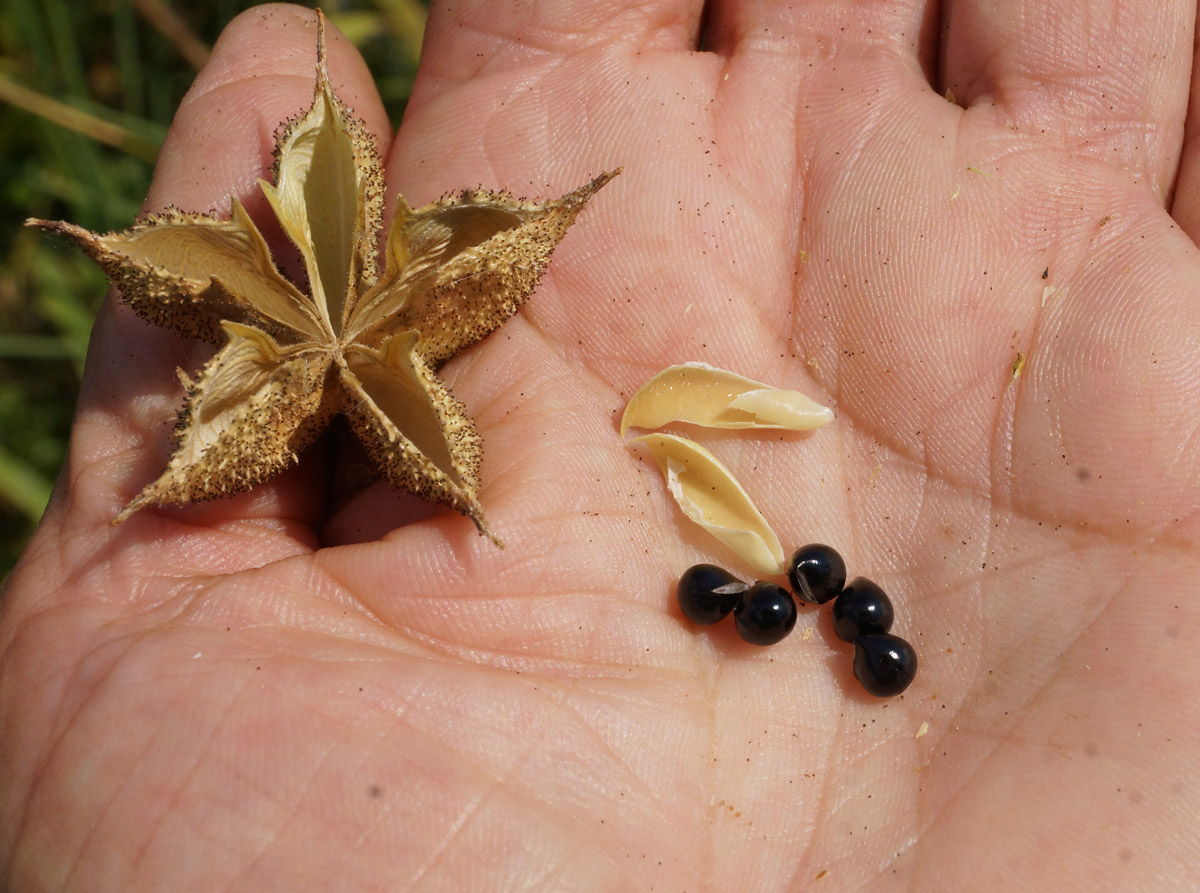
[28,12,616,542]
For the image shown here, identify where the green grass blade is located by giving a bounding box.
[0,446,53,523]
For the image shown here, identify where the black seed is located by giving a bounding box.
[787,543,847,604]
[852,634,917,697]
[734,582,797,646]
[831,577,894,642]
[677,564,747,625]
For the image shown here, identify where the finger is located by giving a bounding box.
[1169,27,1200,240]
[671,0,948,244]
[702,0,937,76]
[389,0,706,196]
[410,0,705,103]
[59,5,389,545]
[147,5,389,217]
[942,0,1194,201]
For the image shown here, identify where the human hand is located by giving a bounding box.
[3,1,1199,888]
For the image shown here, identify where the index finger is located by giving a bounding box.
[942,0,1194,202]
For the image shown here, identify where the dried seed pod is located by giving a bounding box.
[632,432,785,575]
[28,11,616,540]
[620,362,832,436]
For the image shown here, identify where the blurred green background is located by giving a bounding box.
[0,0,426,580]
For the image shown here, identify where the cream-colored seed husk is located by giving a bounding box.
[620,362,832,435]
[633,433,785,575]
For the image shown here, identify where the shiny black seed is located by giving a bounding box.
[734,582,798,646]
[677,564,748,625]
[787,543,847,604]
[831,577,894,642]
[852,634,918,697]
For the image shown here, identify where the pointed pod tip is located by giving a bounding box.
[111,498,142,526]
[472,511,504,547]
[582,168,621,196]
[25,219,105,257]
[554,168,621,220]
[314,7,330,87]
[25,217,83,238]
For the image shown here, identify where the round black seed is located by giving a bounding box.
[852,634,918,697]
[787,543,847,604]
[677,564,748,625]
[734,582,797,646]
[831,577,894,642]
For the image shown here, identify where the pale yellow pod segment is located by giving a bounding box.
[632,432,785,575]
[620,362,833,436]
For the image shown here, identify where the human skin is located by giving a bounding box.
[3,0,1200,889]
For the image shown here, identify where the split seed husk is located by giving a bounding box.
[632,432,785,575]
[620,362,832,436]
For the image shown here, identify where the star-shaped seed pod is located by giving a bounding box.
[29,12,617,543]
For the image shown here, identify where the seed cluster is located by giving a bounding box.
[676,544,918,697]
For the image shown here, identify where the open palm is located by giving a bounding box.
[4,2,1199,889]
